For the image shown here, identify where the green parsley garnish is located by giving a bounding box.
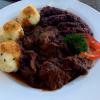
[64,33,88,54]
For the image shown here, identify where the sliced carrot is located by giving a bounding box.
[80,33,100,60]
[80,52,100,60]
[84,33,100,50]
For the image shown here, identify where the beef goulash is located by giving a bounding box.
[0,4,100,90]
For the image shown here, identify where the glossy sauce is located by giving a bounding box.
[7,72,29,87]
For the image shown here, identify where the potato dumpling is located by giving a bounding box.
[16,4,40,27]
[0,41,21,72]
[3,20,24,40]
[0,26,6,41]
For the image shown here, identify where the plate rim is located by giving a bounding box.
[0,0,100,100]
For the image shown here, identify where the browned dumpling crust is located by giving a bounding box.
[0,41,21,72]
[16,4,40,27]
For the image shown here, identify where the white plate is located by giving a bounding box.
[0,0,100,100]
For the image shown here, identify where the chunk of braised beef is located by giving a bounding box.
[22,34,35,49]
[39,26,59,49]
[63,55,93,75]
[48,58,63,67]
[25,51,37,73]
[32,26,44,37]
[22,26,43,49]
[19,51,37,74]
[39,45,59,58]
[39,61,71,90]
[18,51,39,87]
[23,25,34,36]
[19,54,34,79]
[19,64,35,81]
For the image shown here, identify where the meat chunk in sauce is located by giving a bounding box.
[22,26,43,49]
[39,26,59,49]
[39,61,71,90]
[63,55,93,75]
[19,51,37,78]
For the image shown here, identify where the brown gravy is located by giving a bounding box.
[7,72,29,87]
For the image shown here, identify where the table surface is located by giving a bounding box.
[80,0,100,11]
[0,0,100,12]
